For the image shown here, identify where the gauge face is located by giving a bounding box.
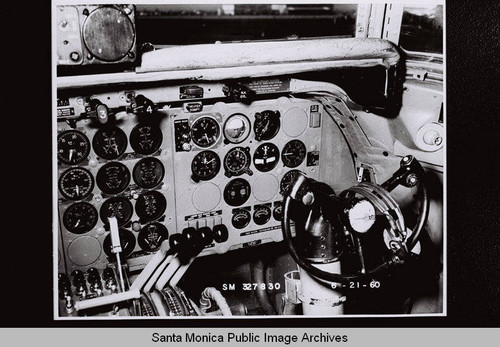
[63,202,98,234]
[133,157,165,189]
[135,190,167,222]
[253,205,272,225]
[57,130,91,165]
[232,209,251,229]
[191,116,220,148]
[92,126,128,160]
[281,140,307,168]
[100,197,133,226]
[254,110,280,141]
[253,143,280,172]
[224,178,251,206]
[130,123,163,155]
[273,202,283,221]
[59,167,95,200]
[280,170,302,195]
[223,113,251,144]
[138,222,169,253]
[191,150,221,181]
[224,147,251,177]
[96,162,131,195]
[103,229,136,258]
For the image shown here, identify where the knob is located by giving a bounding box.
[197,226,214,246]
[88,99,110,124]
[213,224,229,243]
[182,227,198,244]
[58,273,72,299]
[102,268,115,281]
[71,270,85,286]
[132,94,156,114]
[86,267,100,283]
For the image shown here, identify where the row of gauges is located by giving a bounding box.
[58,157,164,200]
[191,140,307,181]
[101,223,168,257]
[231,203,283,230]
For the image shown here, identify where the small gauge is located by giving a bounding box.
[273,202,283,221]
[282,140,307,168]
[224,178,251,206]
[191,150,221,181]
[253,143,280,172]
[59,167,95,200]
[96,162,131,195]
[138,222,169,252]
[100,196,133,226]
[63,202,98,234]
[92,126,128,160]
[103,229,136,258]
[135,190,167,222]
[232,209,251,229]
[224,147,252,177]
[223,113,251,144]
[191,116,221,148]
[130,123,163,155]
[280,170,302,195]
[57,130,91,165]
[254,110,280,141]
[253,205,272,225]
[133,157,165,189]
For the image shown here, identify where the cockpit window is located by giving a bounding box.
[399,5,443,54]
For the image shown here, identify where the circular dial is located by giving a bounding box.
[273,202,283,221]
[253,205,272,225]
[57,130,91,165]
[232,209,251,229]
[99,197,133,226]
[224,147,251,177]
[191,150,221,181]
[63,202,98,234]
[224,178,251,206]
[135,190,167,222]
[96,162,131,195]
[133,157,165,189]
[281,140,307,168]
[223,113,251,144]
[92,126,128,160]
[280,170,302,195]
[191,116,220,148]
[130,123,163,155]
[253,143,280,172]
[103,229,136,258]
[59,167,95,200]
[254,110,280,141]
[138,222,169,253]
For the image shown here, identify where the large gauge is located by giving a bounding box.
[96,162,131,195]
[59,167,95,200]
[253,205,272,225]
[99,197,133,226]
[57,130,91,165]
[281,140,307,168]
[223,113,251,144]
[191,116,220,148]
[280,170,302,195]
[138,222,169,253]
[92,126,128,160]
[133,157,165,189]
[224,178,251,206]
[191,150,221,181]
[231,209,251,229]
[253,110,280,141]
[103,229,136,258]
[130,123,163,155]
[135,190,167,222]
[224,147,252,177]
[253,143,280,172]
[63,202,98,234]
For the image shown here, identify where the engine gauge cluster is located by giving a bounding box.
[96,162,131,195]
[92,126,128,160]
[130,123,163,155]
[133,157,165,189]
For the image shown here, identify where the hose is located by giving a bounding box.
[406,179,429,250]
[250,259,277,315]
[200,287,233,316]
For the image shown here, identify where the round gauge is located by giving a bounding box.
[130,123,163,155]
[138,222,169,253]
[254,110,280,141]
[223,113,251,144]
[63,202,98,234]
[224,178,251,207]
[281,140,307,168]
[92,126,128,160]
[59,167,95,200]
[103,229,136,258]
[99,196,133,226]
[57,130,91,165]
[232,209,251,229]
[133,157,165,189]
[191,150,221,181]
[224,147,251,177]
[253,143,280,172]
[273,202,283,221]
[253,205,272,225]
[96,162,131,195]
[191,116,221,148]
[135,190,167,222]
[280,170,302,195]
